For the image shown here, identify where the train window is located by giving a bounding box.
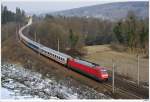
[101,69,107,74]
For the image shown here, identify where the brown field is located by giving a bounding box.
[84,45,149,83]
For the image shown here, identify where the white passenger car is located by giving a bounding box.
[19,17,72,65]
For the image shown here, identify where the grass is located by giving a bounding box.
[84,45,149,83]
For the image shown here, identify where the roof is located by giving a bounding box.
[28,38,72,58]
[75,59,97,68]
[41,45,72,58]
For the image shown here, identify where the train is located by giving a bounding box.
[19,17,109,81]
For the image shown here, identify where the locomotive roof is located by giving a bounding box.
[75,59,97,68]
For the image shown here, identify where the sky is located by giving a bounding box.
[2,0,148,15]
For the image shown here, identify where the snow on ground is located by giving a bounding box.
[1,63,110,99]
[1,87,42,99]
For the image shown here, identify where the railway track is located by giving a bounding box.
[115,77,149,98]
[103,83,143,99]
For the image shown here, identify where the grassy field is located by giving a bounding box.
[84,45,149,83]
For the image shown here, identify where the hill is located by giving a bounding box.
[52,1,149,21]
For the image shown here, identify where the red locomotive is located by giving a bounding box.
[68,58,108,81]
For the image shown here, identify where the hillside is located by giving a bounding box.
[52,1,149,21]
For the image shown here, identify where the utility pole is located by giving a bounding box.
[57,38,59,52]
[38,39,40,56]
[17,25,20,42]
[137,55,140,86]
[34,32,36,42]
[112,63,115,93]
[16,27,18,41]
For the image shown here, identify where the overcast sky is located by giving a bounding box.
[2,0,148,15]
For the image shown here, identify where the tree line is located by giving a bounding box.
[1,5,26,24]
[28,12,148,57]
[1,5,26,44]
[113,11,148,54]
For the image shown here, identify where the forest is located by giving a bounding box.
[1,5,26,43]
[2,5,149,57]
